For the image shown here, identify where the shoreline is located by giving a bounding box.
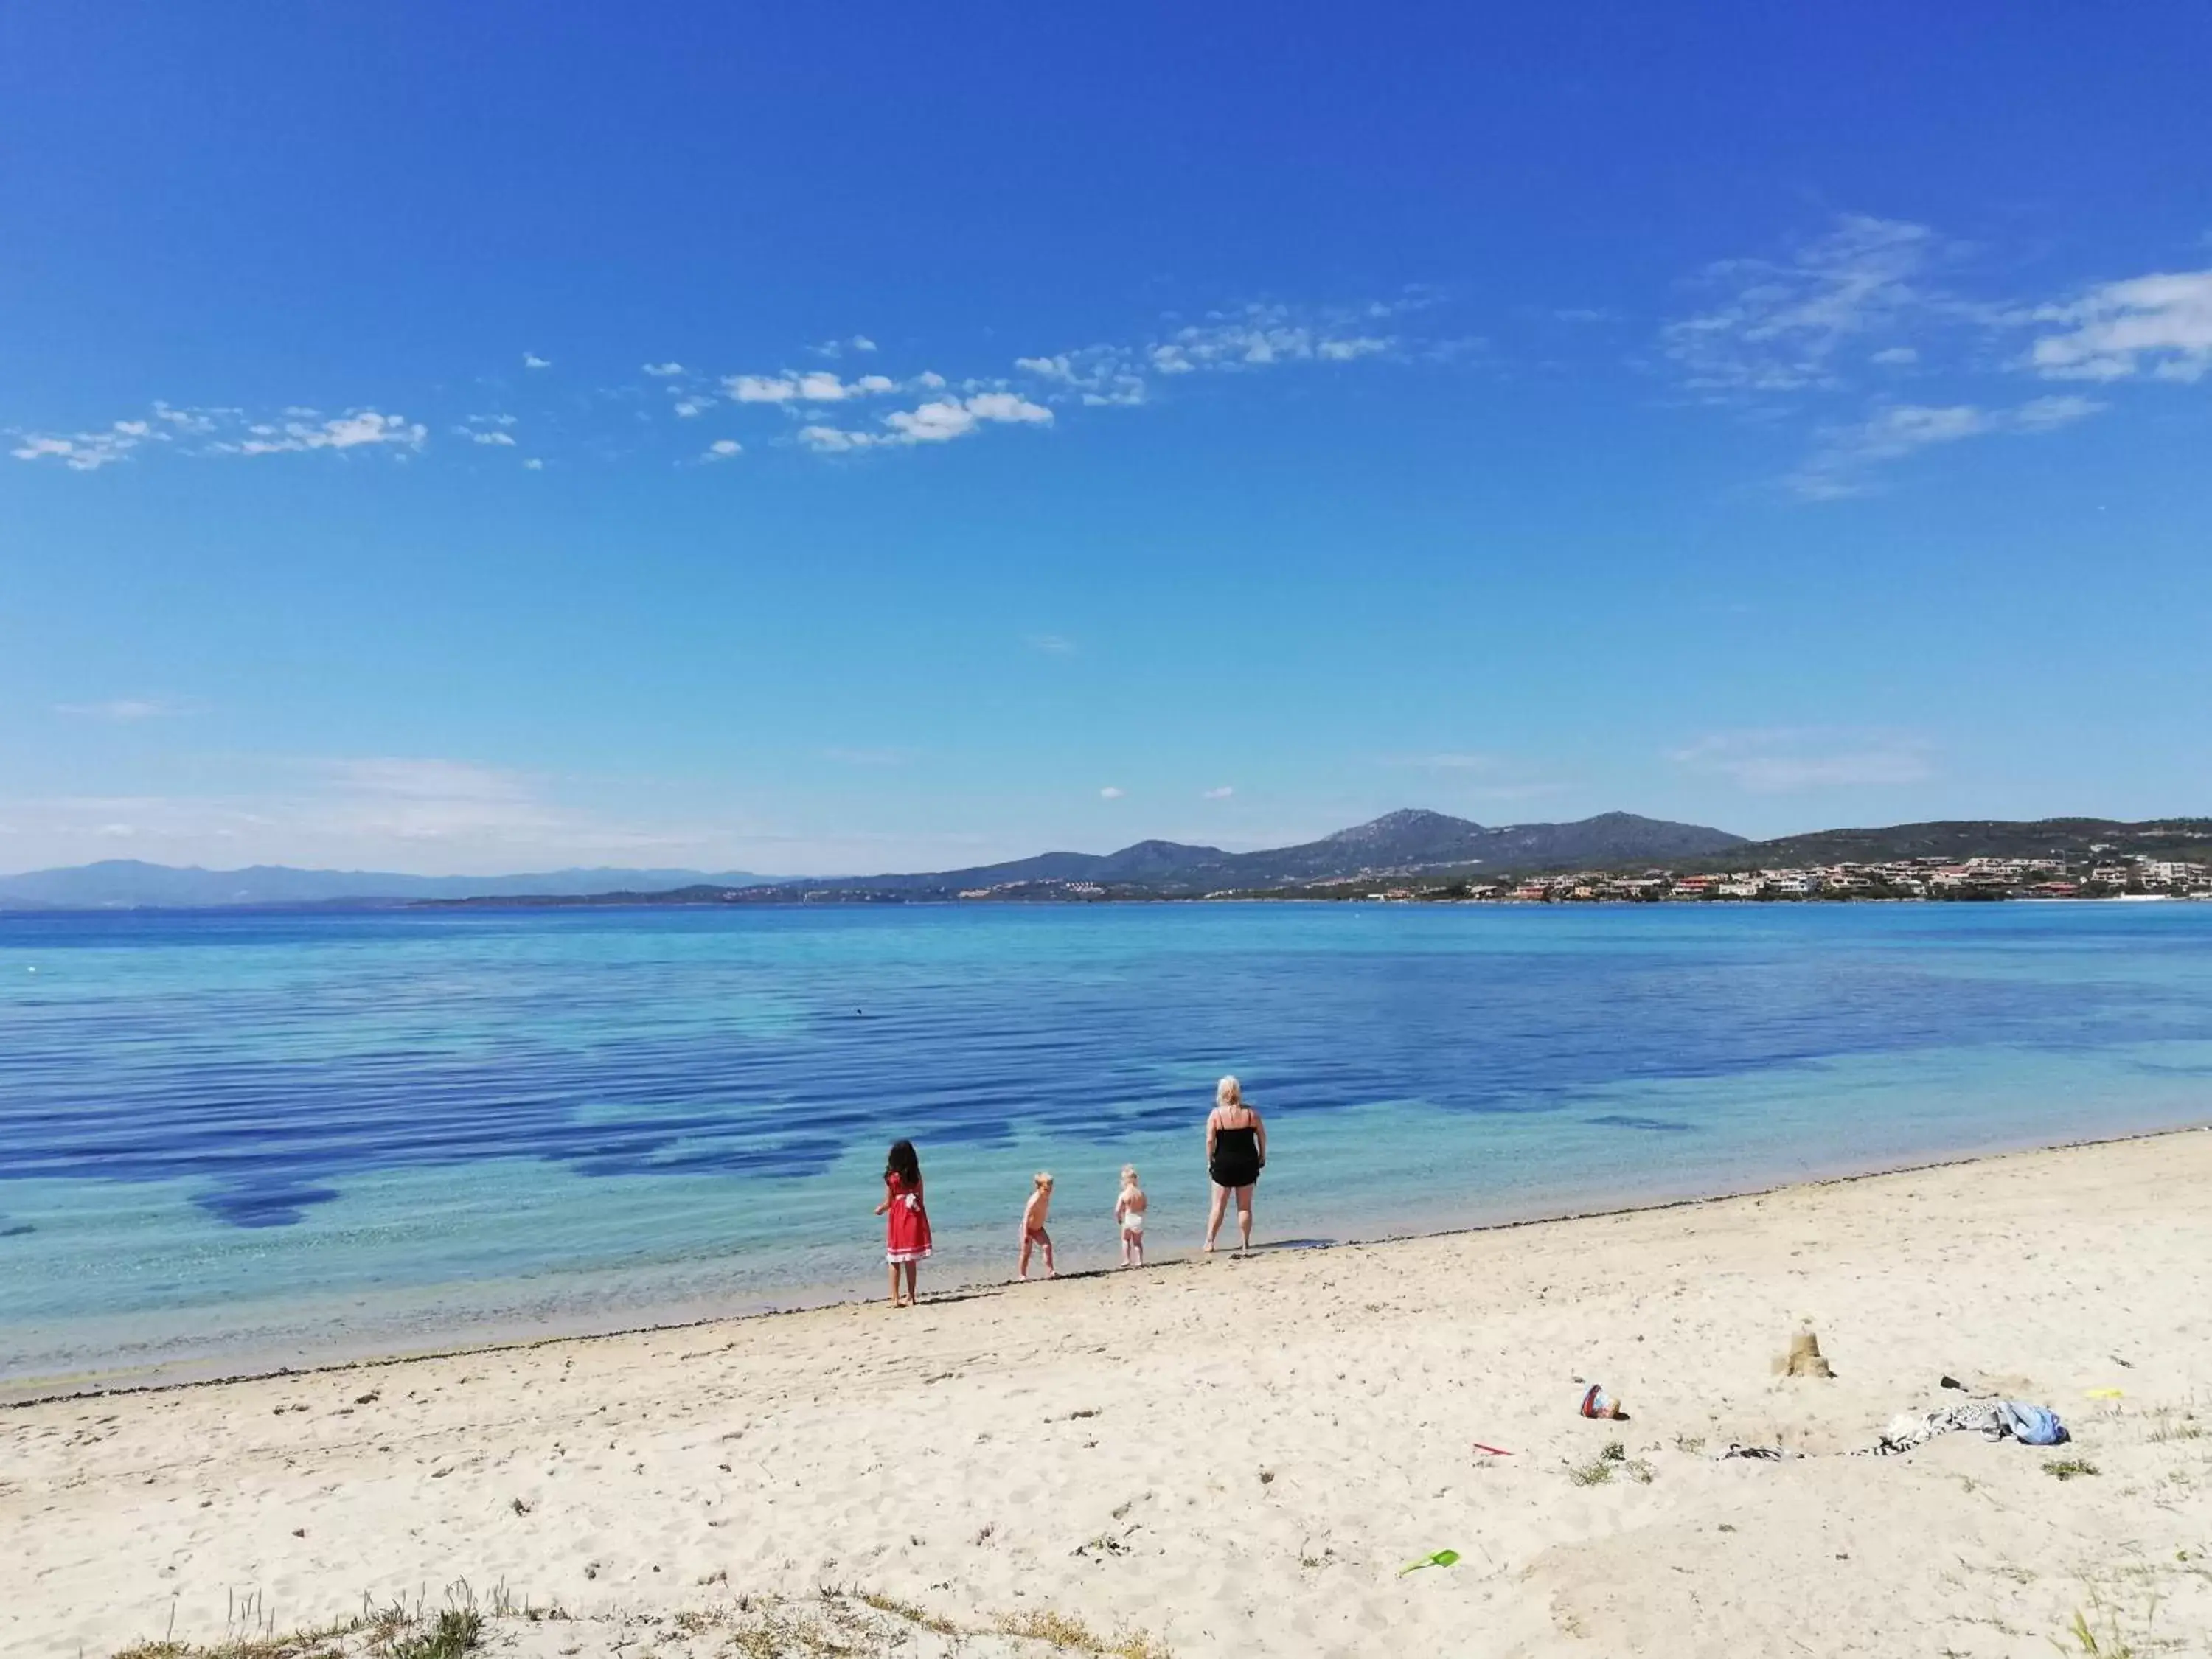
[13,1115,2205,1410]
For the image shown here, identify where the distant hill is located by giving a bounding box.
[0,860,770,911]
[427,810,1750,905]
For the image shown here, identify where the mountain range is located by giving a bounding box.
[0,811,1745,909]
[0,861,770,911]
[429,810,1753,906]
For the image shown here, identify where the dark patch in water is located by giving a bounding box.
[1585,1113,1697,1133]
[195,1183,341,1228]
[0,1221,32,1237]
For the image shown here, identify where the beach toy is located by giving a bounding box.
[2085,1388,2124,1400]
[1471,1441,1513,1456]
[1399,1549,1461,1576]
[1579,1385,1627,1419]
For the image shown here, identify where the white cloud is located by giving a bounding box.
[672,397,710,417]
[802,392,1054,452]
[850,335,877,353]
[1099,787,1125,800]
[724,369,905,405]
[1023,632,1076,655]
[1663,215,1943,393]
[642,362,686,377]
[703,438,742,461]
[10,421,159,472]
[1669,728,1935,791]
[2027,268,2212,382]
[55,698,184,721]
[229,410,427,457]
[1203,785,1235,799]
[1871,346,1919,365]
[470,429,518,446]
[521,457,544,470]
[523,353,552,369]
[2010,393,2105,432]
[1789,396,2104,498]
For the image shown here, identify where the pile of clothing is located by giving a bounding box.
[1857,1398,2067,1457]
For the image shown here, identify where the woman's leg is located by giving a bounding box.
[1236,1183,1254,1251]
[886,1261,900,1305]
[1206,1183,1228,1251]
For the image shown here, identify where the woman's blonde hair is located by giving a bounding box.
[1120,1164,1138,1184]
[1034,1170,1054,1189]
[1216,1075,1242,1108]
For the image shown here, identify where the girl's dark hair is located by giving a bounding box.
[886,1138,921,1186]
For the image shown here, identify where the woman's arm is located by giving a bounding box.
[1254,1111,1268,1165]
[1206,1109,1218,1160]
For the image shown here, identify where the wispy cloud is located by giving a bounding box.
[1669,728,1935,791]
[641,361,686,378]
[226,411,426,457]
[1099,786,1125,800]
[13,406,427,470]
[1662,215,1947,394]
[1787,395,2103,498]
[54,698,188,721]
[703,439,742,461]
[822,746,911,766]
[1202,785,1235,799]
[1381,752,1503,771]
[523,353,552,369]
[10,421,156,472]
[2026,269,2212,382]
[1023,633,1077,655]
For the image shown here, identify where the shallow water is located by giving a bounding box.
[3,901,2209,1388]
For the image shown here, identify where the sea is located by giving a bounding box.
[3,900,2210,1394]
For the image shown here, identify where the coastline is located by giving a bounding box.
[12,1124,2212,1658]
[10,1116,2209,1408]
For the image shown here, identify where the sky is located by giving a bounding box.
[3,4,2209,877]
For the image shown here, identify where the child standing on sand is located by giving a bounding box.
[1115,1164,1147,1267]
[1018,1172,1056,1279]
[875,1138,931,1308]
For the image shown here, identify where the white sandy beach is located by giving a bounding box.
[7,1129,2212,1658]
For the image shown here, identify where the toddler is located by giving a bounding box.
[1114,1164,1147,1267]
[1018,1171,1056,1279]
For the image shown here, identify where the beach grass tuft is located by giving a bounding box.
[2045,1457,2101,1481]
[995,1608,1177,1657]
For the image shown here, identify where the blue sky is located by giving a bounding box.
[3,4,2209,875]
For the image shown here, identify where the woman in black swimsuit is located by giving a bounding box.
[1204,1074,1267,1253]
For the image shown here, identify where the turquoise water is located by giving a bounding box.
[2,901,2209,1390]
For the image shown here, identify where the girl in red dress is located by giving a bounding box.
[874,1138,932,1307]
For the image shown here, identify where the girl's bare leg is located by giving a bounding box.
[1018,1235,1032,1279]
[1205,1183,1229,1251]
[902,1262,919,1305]
[887,1262,901,1305]
[1041,1231,1055,1276]
[1133,1231,1145,1267]
[1236,1185,1254,1251]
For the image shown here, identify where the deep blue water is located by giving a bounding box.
[3,901,2209,1388]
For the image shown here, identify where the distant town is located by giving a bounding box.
[957,849,2212,905]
